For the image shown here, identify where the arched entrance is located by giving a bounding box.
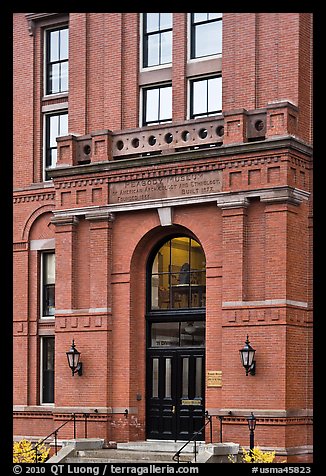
[145,235,206,441]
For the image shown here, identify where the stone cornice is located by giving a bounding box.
[51,186,310,220]
[25,13,68,35]
[49,136,312,180]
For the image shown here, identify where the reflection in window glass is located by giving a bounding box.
[160,31,172,64]
[195,358,202,397]
[60,28,69,59]
[151,322,179,347]
[147,35,160,66]
[182,358,189,398]
[194,22,220,57]
[45,112,68,179]
[180,322,205,347]
[165,358,172,398]
[143,85,172,126]
[49,30,59,62]
[42,252,55,317]
[46,27,69,94]
[160,86,172,121]
[146,13,159,32]
[190,76,222,119]
[143,13,172,67]
[193,80,207,116]
[191,13,222,59]
[152,358,159,397]
[151,322,205,347]
[41,337,55,403]
[160,13,172,30]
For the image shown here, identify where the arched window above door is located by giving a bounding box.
[150,236,206,310]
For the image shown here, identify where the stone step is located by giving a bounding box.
[65,458,183,463]
[65,448,193,463]
[117,441,204,453]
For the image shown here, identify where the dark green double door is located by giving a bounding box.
[146,350,205,441]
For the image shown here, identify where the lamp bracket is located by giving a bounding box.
[247,361,256,376]
[73,362,83,377]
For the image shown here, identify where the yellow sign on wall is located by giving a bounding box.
[207,370,222,387]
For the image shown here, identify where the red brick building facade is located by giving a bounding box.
[13,13,313,462]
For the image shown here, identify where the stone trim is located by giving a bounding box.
[207,408,313,418]
[222,299,308,309]
[55,308,112,315]
[52,186,309,221]
[25,13,68,36]
[30,238,55,251]
[13,405,137,415]
[13,405,111,413]
[42,102,69,113]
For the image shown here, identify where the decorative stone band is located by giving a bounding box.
[55,307,112,314]
[208,408,313,418]
[51,186,310,225]
[222,299,308,309]
[13,405,137,415]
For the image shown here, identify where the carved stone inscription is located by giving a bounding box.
[109,170,222,204]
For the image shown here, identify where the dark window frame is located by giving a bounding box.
[143,13,172,68]
[44,110,68,180]
[190,13,222,60]
[45,25,69,95]
[41,336,55,404]
[142,83,172,126]
[189,75,222,119]
[41,251,55,318]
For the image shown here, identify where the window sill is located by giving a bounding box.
[139,66,172,86]
[186,56,222,78]
[42,92,68,102]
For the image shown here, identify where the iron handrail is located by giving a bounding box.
[13,414,75,462]
[13,409,129,462]
[172,412,212,463]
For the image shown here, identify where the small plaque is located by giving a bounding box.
[207,370,222,387]
[181,399,202,406]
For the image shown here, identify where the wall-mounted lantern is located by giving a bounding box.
[66,339,83,376]
[239,335,256,376]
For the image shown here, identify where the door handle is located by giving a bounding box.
[172,405,175,414]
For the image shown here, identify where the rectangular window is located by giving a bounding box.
[190,13,222,59]
[42,252,55,318]
[41,337,55,404]
[46,26,69,95]
[143,13,172,68]
[45,111,68,179]
[142,84,172,126]
[190,76,222,119]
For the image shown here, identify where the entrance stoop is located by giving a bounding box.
[117,440,206,454]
